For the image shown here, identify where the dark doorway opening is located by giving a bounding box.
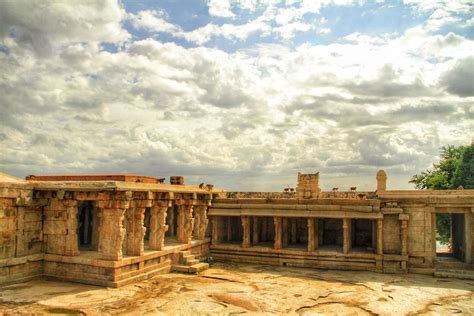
[78,201,97,250]
[284,218,307,249]
[144,207,151,241]
[222,216,243,244]
[351,219,374,252]
[319,219,343,251]
[166,204,179,238]
[436,213,466,262]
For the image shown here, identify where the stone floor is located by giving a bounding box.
[1,263,473,315]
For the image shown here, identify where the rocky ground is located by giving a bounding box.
[1,263,473,315]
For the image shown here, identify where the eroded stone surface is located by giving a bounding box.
[1,263,473,315]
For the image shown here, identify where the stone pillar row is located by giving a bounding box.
[96,192,209,261]
[227,216,385,257]
[36,190,210,261]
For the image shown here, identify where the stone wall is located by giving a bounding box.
[383,215,401,254]
[0,183,43,285]
[403,205,433,271]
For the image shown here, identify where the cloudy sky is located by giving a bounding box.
[0,0,472,191]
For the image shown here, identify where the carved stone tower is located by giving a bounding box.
[296,172,321,199]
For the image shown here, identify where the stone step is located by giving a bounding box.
[437,269,474,275]
[185,259,199,266]
[182,254,196,261]
[435,271,474,280]
[172,262,209,274]
[172,265,192,273]
[189,262,209,273]
[179,251,191,256]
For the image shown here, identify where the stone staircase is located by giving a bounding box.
[172,250,209,274]
[435,269,474,280]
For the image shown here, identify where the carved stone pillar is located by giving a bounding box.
[377,219,383,255]
[401,220,408,256]
[282,218,288,247]
[212,217,220,245]
[64,201,79,256]
[307,218,315,252]
[193,205,209,240]
[149,201,169,250]
[100,208,126,260]
[343,218,351,254]
[177,203,194,243]
[252,217,259,244]
[465,211,472,264]
[274,217,282,250]
[125,206,146,256]
[92,206,101,252]
[242,216,250,248]
[168,206,175,237]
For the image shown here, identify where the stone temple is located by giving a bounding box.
[0,170,473,287]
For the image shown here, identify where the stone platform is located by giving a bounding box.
[1,238,210,288]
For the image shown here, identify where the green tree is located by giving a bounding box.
[410,144,473,244]
[453,145,474,189]
[409,145,466,189]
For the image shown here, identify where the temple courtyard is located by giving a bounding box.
[1,263,473,315]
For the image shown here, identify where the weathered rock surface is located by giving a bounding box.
[0,263,473,315]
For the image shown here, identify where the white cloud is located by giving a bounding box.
[0,0,129,54]
[274,21,313,39]
[179,20,272,44]
[129,10,182,34]
[0,0,472,191]
[404,0,473,32]
[208,0,235,18]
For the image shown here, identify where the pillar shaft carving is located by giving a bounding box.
[343,218,351,254]
[377,219,383,255]
[177,204,194,243]
[212,217,220,245]
[242,216,251,248]
[100,208,126,260]
[149,203,169,250]
[274,217,282,250]
[126,207,146,256]
[193,205,209,240]
[65,204,79,256]
[401,220,408,256]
